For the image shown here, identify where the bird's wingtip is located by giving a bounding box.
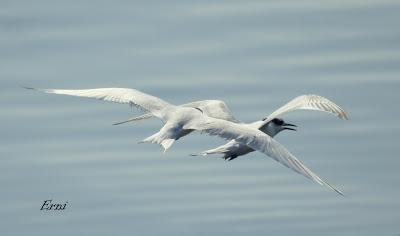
[334,187,345,197]
[337,191,345,197]
[21,85,35,90]
[342,113,350,120]
[324,181,345,196]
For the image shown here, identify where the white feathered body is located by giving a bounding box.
[141,107,202,150]
[25,87,346,195]
[199,120,283,159]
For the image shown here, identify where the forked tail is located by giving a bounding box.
[139,132,175,152]
[113,113,154,125]
[190,146,229,157]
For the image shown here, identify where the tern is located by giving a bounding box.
[196,118,298,161]
[115,95,348,161]
[195,95,348,160]
[24,87,346,195]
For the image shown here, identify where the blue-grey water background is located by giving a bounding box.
[1,0,400,235]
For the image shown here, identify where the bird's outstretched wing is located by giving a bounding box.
[187,117,343,195]
[113,99,240,125]
[181,100,240,123]
[259,95,348,127]
[23,87,173,119]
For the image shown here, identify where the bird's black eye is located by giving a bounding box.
[272,118,284,126]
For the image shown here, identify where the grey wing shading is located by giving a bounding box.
[181,100,241,123]
[111,99,240,126]
[24,87,173,119]
[260,95,348,127]
[187,117,344,196]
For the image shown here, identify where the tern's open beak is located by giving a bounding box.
[283,123,297,131]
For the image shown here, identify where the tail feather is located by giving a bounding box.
[190,152,208,157]
[140,132,161,144]
[139,132,175,152]
[190,147,229,157]
[113,113,153,125]
[161,139,175,152]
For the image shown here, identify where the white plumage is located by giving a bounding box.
[197,94,348,159]
[260,94,348,125]
[25,86,346,195]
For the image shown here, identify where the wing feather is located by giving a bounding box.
[107,99,240,125]
[261,95,348,127]
[189,117,343,195]
[182,100,240,123]
[24,87,172,119]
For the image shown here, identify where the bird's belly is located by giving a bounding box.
[229,143,255,156]
[161,123,194,140]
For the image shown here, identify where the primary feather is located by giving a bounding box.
[261,94,348,126]
[24,87,173,120]
[188,116,344,196]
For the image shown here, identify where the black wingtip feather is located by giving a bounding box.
[21,85,35,90]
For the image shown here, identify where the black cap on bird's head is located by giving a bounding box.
[258,117,298,137]
[270,118,297,131]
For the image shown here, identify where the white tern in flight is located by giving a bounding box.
[25,87,347,195]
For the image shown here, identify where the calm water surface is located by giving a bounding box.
[1,0,400,235]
